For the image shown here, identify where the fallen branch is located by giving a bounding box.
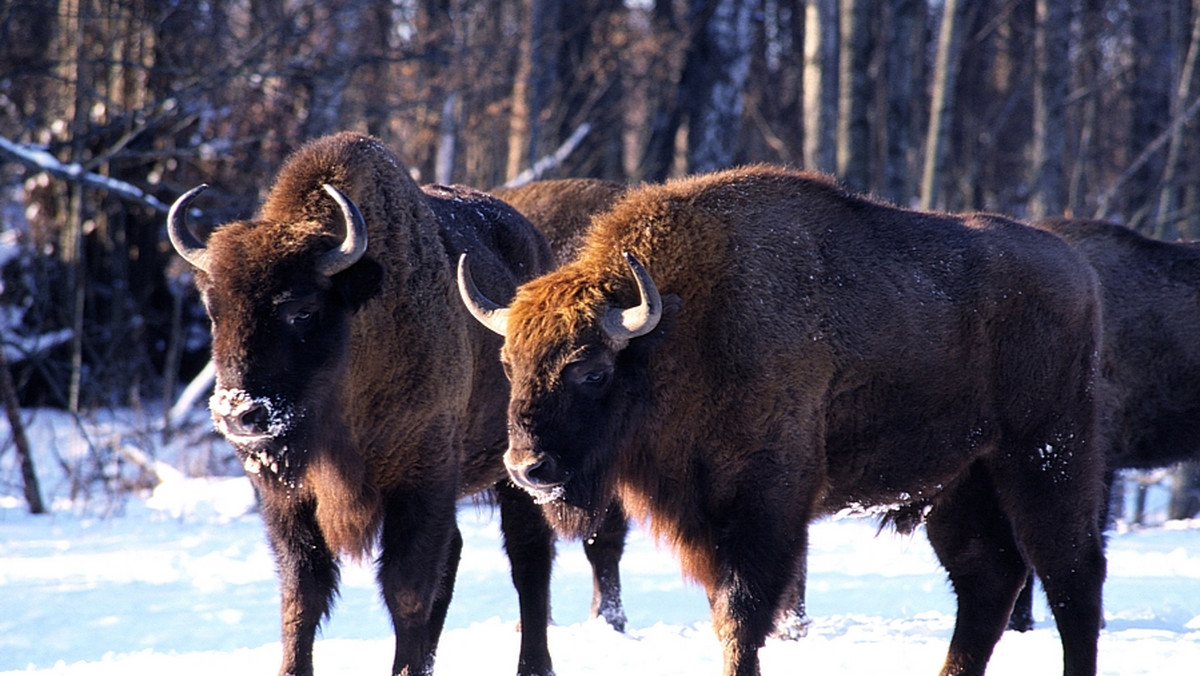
[501,122,592,189]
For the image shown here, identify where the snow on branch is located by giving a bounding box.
[501,122,592,189]
[0,136,172,214]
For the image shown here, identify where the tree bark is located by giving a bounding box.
[803,0,839,174]
[683,0,754,173]
[837,0,872,193]
[1,348,47,514]
[919,0,966,210]
[1154,0,1200,239]
[1030,0,1071,219]
[881,0,923,205]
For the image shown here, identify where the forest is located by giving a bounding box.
[1,0,1199,516]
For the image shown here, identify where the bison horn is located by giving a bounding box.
[167,184,212,273]
[316,183,369,277]
[601,252,662,343]
[457,254,510,336]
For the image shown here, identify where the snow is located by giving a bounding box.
[2,411,1200,675]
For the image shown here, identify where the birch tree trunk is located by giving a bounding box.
[804,0,839,174]
[919,0,965,210]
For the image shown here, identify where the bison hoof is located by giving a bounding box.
[772,609,813,641]
[1007,609,1035,632]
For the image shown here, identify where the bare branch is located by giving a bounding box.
[0,136,172,213]
[501,123,592,189]
[1094,95,1200,221]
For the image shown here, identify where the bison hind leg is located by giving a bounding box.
[925,466,1030,676]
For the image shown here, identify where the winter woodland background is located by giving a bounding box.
[2,0,1200,533]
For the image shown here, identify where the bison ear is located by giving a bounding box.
[624,293,681,356]
[333,256,384,312]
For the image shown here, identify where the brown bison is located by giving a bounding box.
[493,178,626,265]
[1004,217,1200,631]
[459,165,1108,676]
[167,132,563,676]
[492,177,632,629]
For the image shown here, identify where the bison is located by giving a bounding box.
[492,178,632,629]
[492,178,627,265]
[459,165,1108,676]
[168,131,565,676]
[1004,217,1200,631]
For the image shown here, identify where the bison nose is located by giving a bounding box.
[508,455,562,493]
[223,401,272,438]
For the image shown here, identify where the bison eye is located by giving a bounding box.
[581,370,608,387]
[289,309,313,326]
[564,355,614,396]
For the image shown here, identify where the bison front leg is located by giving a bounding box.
[377,489,462,676]
[700,520,805,676]
[260,495,340,676]
[583,501,629,632]
[495,481,556,676]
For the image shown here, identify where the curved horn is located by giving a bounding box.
[167,184,212,272]
[316,183,369,277]
[601,252,662,343]
[456,254,510,336]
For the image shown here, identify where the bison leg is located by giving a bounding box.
[701,519,804,676]
[772,550,813,640]
[994,467,1105,676]
[925,466,1029,676]
[495,480,556,676]
[260,496,340,676]
[1008,572,1037,632]
[583,501,629,632]
[377,488,461,676]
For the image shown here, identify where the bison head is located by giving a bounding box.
[169,184,383,485]
[459,251,674,521]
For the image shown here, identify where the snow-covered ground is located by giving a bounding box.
[2,409,1199,675]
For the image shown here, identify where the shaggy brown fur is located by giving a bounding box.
[473,165,1108,676]
[1004,217,1200,631]
[173,132,560,676]
[493,178,627,265]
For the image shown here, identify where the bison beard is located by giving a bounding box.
[463,165,1108,676]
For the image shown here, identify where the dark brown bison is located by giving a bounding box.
[459,165,1108,676]
[492,177,632,629]
[1004,217,1200,631]
[493,178,626,265]
[167,132,563,676]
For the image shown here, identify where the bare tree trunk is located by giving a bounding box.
[1,348,46,514]
[804,0,839,174]
[837,0,871,193]
[300,2,365,140]
[1154,0,1200,240]
[1125,4,1174,232]
[506,0,535,182]
[1030,0,1071,219]
[881,0,923,205]
[65,0,90,413]
[684,0,754,173]
[919,0,965,210]
[1068,0,1104,216]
